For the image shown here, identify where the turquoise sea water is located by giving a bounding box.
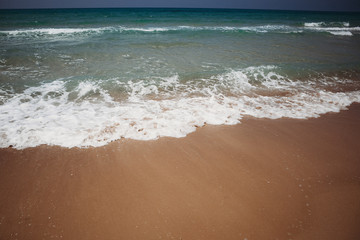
[1,8,360,148]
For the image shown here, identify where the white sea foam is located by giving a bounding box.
[0,25,305,38]
[304,22,350,27]
[118,25,293,33]
[329,31,353,36]
[0,26,269,35]
[0,27,113,35]
[304,22,359,36]
[304,22,325,27]
[306,26,360,31]
[1,24,359,39]
[1,66,360,149]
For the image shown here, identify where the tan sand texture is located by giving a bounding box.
[1,104,360,240]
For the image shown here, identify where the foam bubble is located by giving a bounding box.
[1,67,360,149]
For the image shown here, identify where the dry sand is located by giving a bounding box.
[1,104,360,240]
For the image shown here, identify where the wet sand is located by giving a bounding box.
[1,104,360,240]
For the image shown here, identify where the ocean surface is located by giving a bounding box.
[1,8,360,149]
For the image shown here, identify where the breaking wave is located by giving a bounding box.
[1,66,359,149]
[1,22,359,39]
[304,21,360,36]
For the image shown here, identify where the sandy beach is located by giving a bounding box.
[1,103,360,240]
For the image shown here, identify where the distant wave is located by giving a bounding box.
[304,22,359,36]
[304,22,350,27]
[328,31,353,36]
[0,25,295,35]
[0,27,111,36]
[1,24,359,38]
[0,25,331,35]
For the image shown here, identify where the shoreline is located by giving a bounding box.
[1,103,360,239]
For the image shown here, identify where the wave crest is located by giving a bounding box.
[1,66,360,149]
[1,23,359,39]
